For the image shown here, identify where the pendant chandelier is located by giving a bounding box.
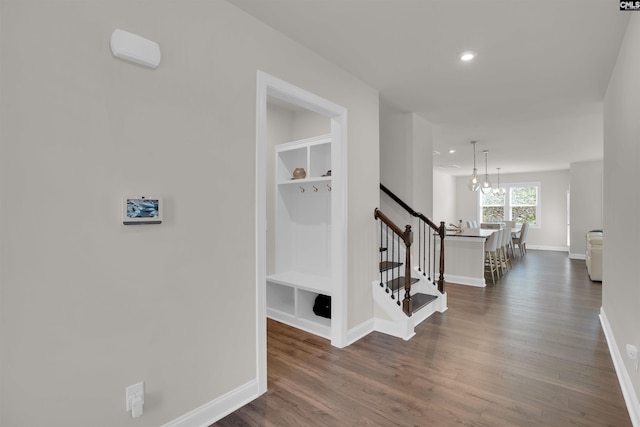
[467,141,480,191]
[480,150,492,194]
[493,167,506,195]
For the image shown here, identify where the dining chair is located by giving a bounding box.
[480,223,501,229]
[512,222,530,256]
[504,220,516,229]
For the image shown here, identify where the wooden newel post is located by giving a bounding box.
[403,224,413,316]
[438,221,446,294]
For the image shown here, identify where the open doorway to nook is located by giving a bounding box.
[255,71,348,394]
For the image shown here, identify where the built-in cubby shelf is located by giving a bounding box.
[267,271,332,294]
[266,277,331,338]
[268,134,334,338]
[278,176,332,186]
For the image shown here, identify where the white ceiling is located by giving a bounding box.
[228,0,630,176]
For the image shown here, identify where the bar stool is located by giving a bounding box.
[484,231,500,284]
[499,227,512,272]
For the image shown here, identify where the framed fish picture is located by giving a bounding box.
[123,196,162,224]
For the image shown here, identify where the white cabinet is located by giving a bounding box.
[267,134,333,338]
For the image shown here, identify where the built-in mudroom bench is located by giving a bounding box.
[266,134,336,340]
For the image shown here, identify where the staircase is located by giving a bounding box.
[373,185,447,340]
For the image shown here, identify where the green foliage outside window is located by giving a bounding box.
[481,191,505,207]
[483,207,504,222]
[479,184,538,225]
[510,186,537,224]
[511,186,537,206]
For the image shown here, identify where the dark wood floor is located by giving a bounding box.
[216,250,631,426]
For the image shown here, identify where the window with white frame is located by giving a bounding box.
[480,182,540,225]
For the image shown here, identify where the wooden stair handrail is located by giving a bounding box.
[379,183,446,294]
[374,208,412,246]
[380,183,441,232]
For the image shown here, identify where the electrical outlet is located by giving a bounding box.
[626,344,638,372]
[126,381,144,418]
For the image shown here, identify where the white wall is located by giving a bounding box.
[569,160,603,258]
[433,170,456,226]
[0,1,379,426]
[603,14,640,418]
[379,101,434,226]
[379,100,413,225]
[455,170,570,250]
[291,108,331,141]
[266,103,294,275]
[411,113,434,219]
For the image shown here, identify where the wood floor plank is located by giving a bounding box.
[215,251,631,426]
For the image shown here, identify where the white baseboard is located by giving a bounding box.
[444,274,486,287]
[599,307,640,427]
[346,319,374,345]
[161,379,261,427]
[569,252,586,260]
[527,245,569,252]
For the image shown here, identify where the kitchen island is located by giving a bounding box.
[436,228,495,287]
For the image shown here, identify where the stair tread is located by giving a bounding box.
[387,276,420,291]
[380,261,403,272]
[410,293,438,313]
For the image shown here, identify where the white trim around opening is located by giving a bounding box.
[255,71,348,395]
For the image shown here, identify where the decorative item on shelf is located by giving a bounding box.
[468,141,480,192]
[322,170,332,177]
[480,150,492,194]
[292,167,306,180]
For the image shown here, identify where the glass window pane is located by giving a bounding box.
[511,186,537,206]
[483,207,504,223]
[481,191,505,206]
[512,206,536,224]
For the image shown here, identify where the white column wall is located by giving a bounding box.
[569,160,603,259]
[603,14,640,416]
[411,113,434,219]
[433,171,457,226]
[379,101,434,224]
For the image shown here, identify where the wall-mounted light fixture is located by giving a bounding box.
[110,29,161,69]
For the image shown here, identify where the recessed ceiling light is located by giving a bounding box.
[449,149,456,154]
[460,51,477,62]
[433,150,441,155]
